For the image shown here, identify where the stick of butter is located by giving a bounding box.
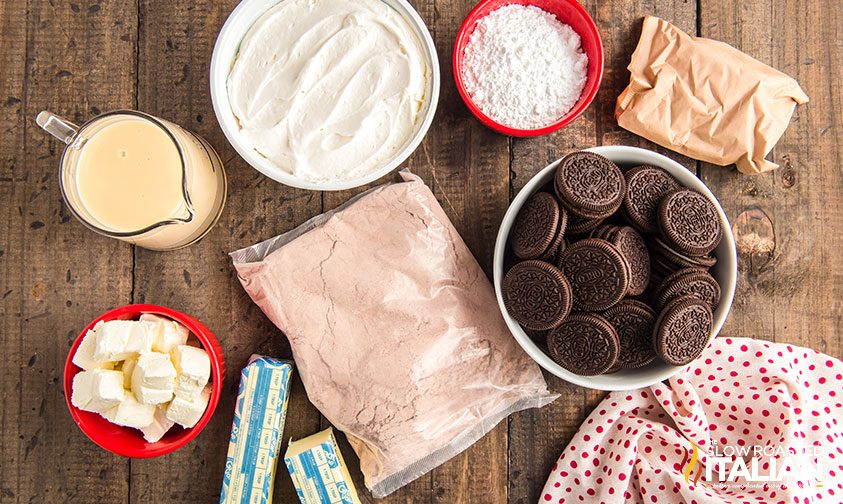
[284,428,362,504]
[220,355,293,504]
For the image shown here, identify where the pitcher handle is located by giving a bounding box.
[36,111,78,144]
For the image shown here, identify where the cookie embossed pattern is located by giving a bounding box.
[554,152,626,218]
[510,192,565,260]
[609,226,650,295]
[502,260,573,331]
[548,313,620,376]
[658,189,723,256]
[602,300,657,369]
[621,165,681,233]
[494,146,737,390]
[557,238,628,311]
[655,269,720,310]
[652,296,713,366]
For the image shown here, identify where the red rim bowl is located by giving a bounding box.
[63,304,225,458]
[453,0,603,137]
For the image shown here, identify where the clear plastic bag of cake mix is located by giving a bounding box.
[230,171,557,498]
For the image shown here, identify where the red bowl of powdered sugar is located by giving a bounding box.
[453,0,603,137]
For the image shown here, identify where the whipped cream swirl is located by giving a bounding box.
[228,0,428,183]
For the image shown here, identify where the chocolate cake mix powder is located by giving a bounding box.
[231,172,556,497]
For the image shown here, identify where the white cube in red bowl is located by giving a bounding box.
[63,304,224,457]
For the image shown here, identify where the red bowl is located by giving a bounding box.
[453,0,603,137]
[63,304,225,458]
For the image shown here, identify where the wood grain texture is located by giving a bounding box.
[423,0,510,502]
[0,0,29,500]
[505,0,599,499]
[1,0,137,503]
[506,0,696,501]
[133,0,322,502]
[0,0,840,502]
[698,0,842,360]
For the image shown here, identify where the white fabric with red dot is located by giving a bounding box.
[541,337,843,503]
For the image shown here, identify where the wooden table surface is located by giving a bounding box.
[1,0,839,502]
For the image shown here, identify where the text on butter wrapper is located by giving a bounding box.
[285,428,361,504]
[220,355,293,504]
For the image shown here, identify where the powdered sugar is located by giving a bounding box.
[460,5,588,130]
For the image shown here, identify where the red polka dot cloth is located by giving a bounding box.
[541,337,843,503]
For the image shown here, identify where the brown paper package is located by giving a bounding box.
[615,16,809,175]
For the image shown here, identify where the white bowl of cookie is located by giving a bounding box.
[493,146,737,390]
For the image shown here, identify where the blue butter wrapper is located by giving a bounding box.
[220,355,294,504]
[284,428,361,504]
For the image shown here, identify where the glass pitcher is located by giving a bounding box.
[37,110,227,251]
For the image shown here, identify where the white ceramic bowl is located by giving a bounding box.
[210,0,440,191]
[494,146,738,391]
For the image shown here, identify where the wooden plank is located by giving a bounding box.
[4,0,137,502]
[699,0,842,358]
[506,16,599,499]
[0,1,837,504]
[698,0,776,344]
[131,1,322,502]
[0,0,30,501]
[422,0,510,502]
[315,0,511,500]
[506,0,696,502]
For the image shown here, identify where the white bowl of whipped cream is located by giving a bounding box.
[211,0,440,191]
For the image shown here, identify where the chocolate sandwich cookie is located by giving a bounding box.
[605,361,623,374]
[622,298,656,312]
[557,238,629,311]
[650,237,717,269]
[590,224,620,241]
[557,238,569,255]
[511,192,563,259]
[547,313,620,376]
[651,254,680,279]
[566,214,604,235]
[554,152,626,219]
[655,268,721,310]
[622,165,681,233]
[502,260,573,331]
[602,300,658,369]
[609,226,650,297]
[540,206,569,261]
[653,295,713,366]
[522,328,547,344]
[657,189,722,257]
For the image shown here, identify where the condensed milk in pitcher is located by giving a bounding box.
[37,110,227,250]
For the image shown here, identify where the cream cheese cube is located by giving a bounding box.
[125,321,155,354]
[71,369,125,413]
[140,313,189,353]
[102,393,156,428]
[166,385,210,428]
[140,406,175,443]
[171,345,210,400]
[120,356,138,389]
[131,352,176,405]
[72,329,115,370]
[93,320,152,361]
